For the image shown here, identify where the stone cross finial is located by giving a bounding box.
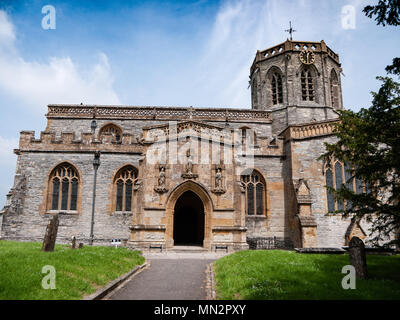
[285,21,296,40]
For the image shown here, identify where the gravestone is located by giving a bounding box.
[70,236,76,249]
[41,214,59,252]
[349,236,368,279]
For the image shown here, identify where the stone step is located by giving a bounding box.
[171,245,208,253]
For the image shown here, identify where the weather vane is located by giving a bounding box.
[285,21,296,40]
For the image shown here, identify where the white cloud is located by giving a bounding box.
[195,0,292,107]
[0,10,120,204]
[0,11,15,47]
[194,0,345,108]
[0,136,17,167]
[0,10,120,112]
[0,136,17,207]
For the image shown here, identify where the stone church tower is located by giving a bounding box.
[0,39,370,251]
[250,40,343,133]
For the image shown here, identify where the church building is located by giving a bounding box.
[0,39,369,251]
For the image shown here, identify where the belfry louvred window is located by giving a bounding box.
[330,69,339,108]
[271,72,283,105]
[301,70,314,101]
[49,163,79,211]
[114,166,137,212]
[241,170,266,215]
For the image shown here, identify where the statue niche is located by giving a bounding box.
[212,166,226,194]
[181,150,198,179]
[154,165,168,193]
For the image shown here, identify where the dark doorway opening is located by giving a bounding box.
[173,191,204,246]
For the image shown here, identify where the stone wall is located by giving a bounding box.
[1,152,141,244]
[0,40,372,250]
[282,128,375,248]
[1,107,360,249]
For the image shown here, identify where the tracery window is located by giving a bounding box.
[271,72,283,105]
[301,69,314,101]
[114,166,137,212]
[325,159,366,212]
[99,124,122,142]
[241,170,266,215]
[48,163,79,211]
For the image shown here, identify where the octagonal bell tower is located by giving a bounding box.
[250,39,343,133]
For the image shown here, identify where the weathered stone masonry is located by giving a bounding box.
[0,39,369,250]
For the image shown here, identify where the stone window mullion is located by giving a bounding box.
[114,166,138,212]
[122,179,126,212]
[67,178,71,211]
[241,171,266,216]
[51,178,60,210]
[48,163,79,212]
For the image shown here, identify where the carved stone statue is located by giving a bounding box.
[158,166,166,187]
[215,168,223,189]
[155,165,168,193]
[181,152,198,179]
[186,156,193,174]
[212,167,226,194]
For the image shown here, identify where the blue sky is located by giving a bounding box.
[0,0,399,206]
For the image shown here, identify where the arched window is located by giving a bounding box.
[114,166,138,212]
[324,159,367,212]
[241,170,266,215]
[325,166,335,212]
[344,163,354,210]
[301,69,314,101]
[334,161,344,211]
[240,127,257,145]
[330,69,339,108]
[48,163,79,211]
[271,73,283,105]
[99,124,122,143]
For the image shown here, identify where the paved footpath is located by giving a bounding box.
[108,252,227,300]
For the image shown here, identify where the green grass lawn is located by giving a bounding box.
[214,250,400,300]
[0,240,145,300]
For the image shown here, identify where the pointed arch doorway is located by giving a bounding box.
[173,191,205,246]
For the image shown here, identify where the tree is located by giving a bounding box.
[320,76,400,247]
[319,1,400,248]
[363,1,400,75]
[363,0,400,26]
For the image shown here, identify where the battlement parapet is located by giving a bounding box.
[17,130,143,153]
